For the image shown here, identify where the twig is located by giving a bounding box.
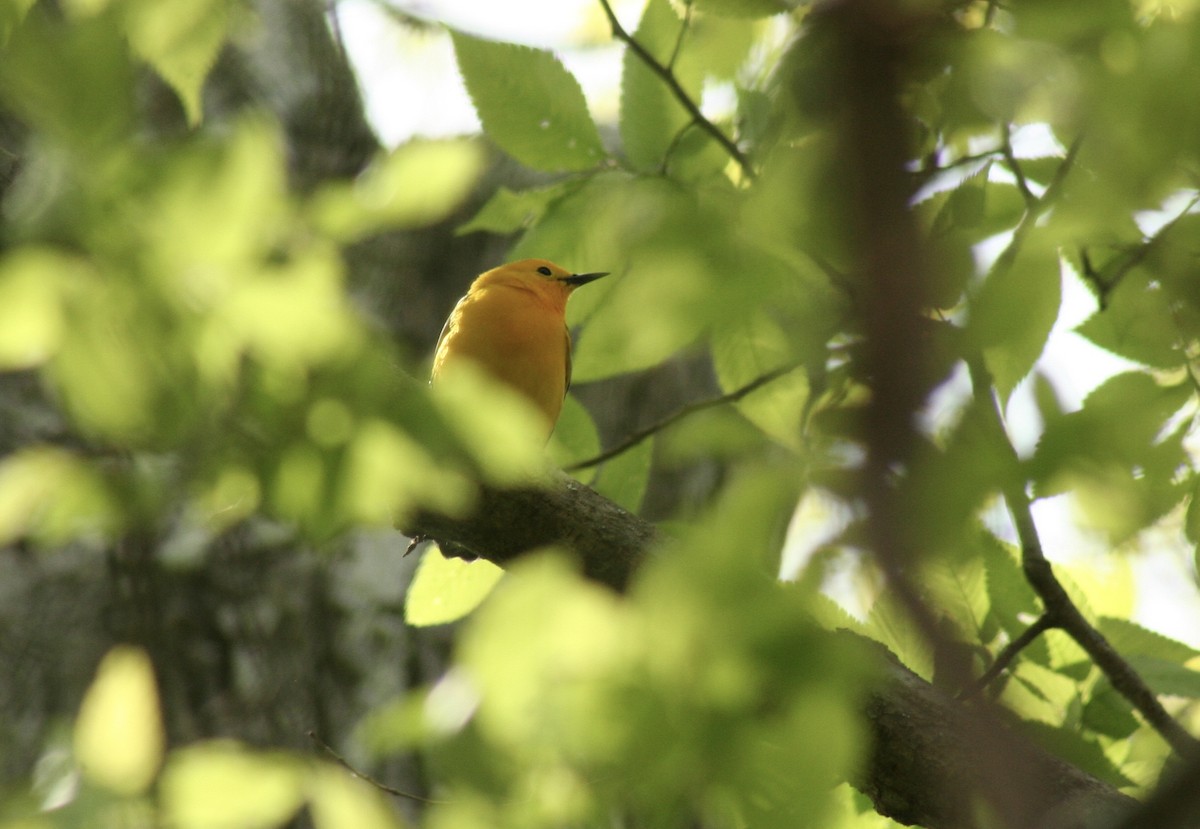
[967,358,1199,756]
[307,730,444,804]
[1001,123,1036,207]
[666,0,693,71]
[959,612,1056,700]
[597,0,754,180]
[565,360,803,472]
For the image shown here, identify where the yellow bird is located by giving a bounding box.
[431,259,609,436]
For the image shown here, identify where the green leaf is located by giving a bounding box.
[693,0,793,17]
[1019,720,1135,789]
[549,393,601,479]
[711,312,808,450]
[592,434,653,514]
[1127,656,1200,698]
[74,646,164,795]
[981,532,1040,630]
[309,765,404,829]
[970,229,1062,401]
[0,7,135,152]
[451,31,605,172]
[1098,617,1198,664]
[1075,268,1183,368]
[124,0,231,125]
[1187,476,1200,546]
[161,743,307,829]
[457,181,576,236]
[0,446,119,546]
[620,0,698,173]
[311,139,485,241]
[1082,680,1139,740]
[0,247,80,369]
[1031,372,1191,490]
[406,545,505,627]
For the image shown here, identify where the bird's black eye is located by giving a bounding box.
[537,266,552,276]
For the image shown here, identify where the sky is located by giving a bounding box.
[336,0,1200,646]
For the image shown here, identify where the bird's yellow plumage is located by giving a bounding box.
[431,259,608,435]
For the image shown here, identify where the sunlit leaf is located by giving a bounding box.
[160,742,306,829]
[0,446,118,545]
[0,247,81,369]
[309,765,405,829]
[1076,269,1183,368]
[312,140,485,241]
[969,229,1063,401]
[74,646,164,796]
[124,0,231,125]
[406,545,505,627]
[451,32,605,172]
[1098,617,1199,664]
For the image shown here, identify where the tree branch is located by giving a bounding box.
[405,477,1141,828]
[565,361,803,472]
[596,0,754,180]
[968,357,1199,756]
[960,612,1056,700]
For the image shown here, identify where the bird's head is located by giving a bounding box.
[473,259,609,309]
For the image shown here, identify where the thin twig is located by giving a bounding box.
[1001,123,1037,208]
[967,359,1199,756]
[666,0,693,71]
[597,0,754,180]
[959,613,1056,700]
[565,360,803,472]
[307,730,444,804]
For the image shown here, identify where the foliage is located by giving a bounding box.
[4,0,1200,828]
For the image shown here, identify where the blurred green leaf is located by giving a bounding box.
[451,32,605,172]
[312,140,485,241]
[711,312,808,450]
[0,247,81,369]
[457,181,577,236]
[74,646,164,796]
[1076,268,1183,368]
[1031,371,1191,492]
[693,0,791,18]
[548,393,601,477]
[406,545,505,627]
[0,7,134,152]
[124,0,231,125]
[969,228,1062,401]
[0,446,119,546]
[591,433,652,513]
[160,742,306,829]
[309,765,405,829]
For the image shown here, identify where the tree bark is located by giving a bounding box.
[409,475,1147,829]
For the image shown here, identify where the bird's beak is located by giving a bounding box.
[561,271,609,286]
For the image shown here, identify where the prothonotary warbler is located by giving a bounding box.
[431,259,609,437]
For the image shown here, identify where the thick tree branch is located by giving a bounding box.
[409,472,655,592]
[406,477,1142,828]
